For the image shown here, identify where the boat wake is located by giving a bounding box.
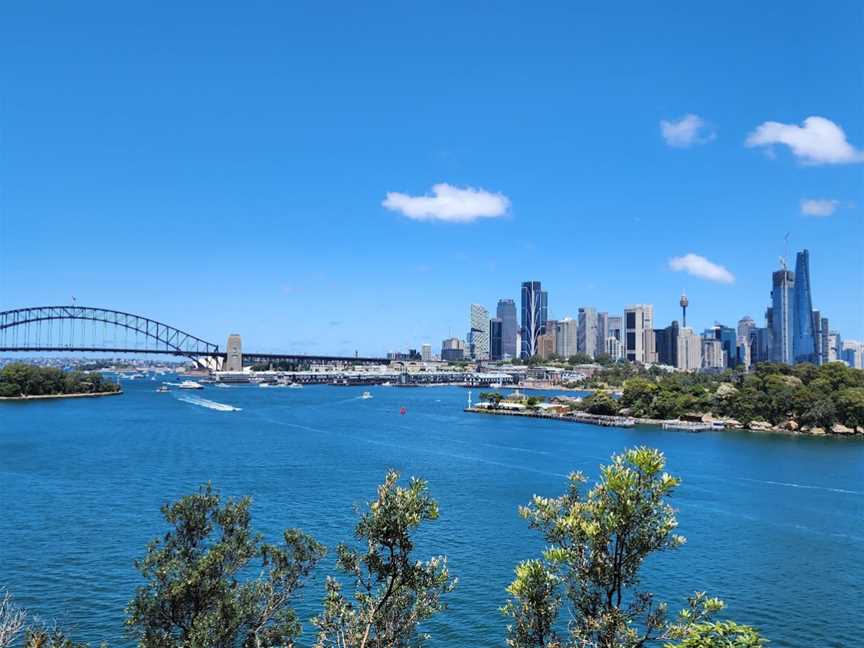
[737,477,862,496]
[176,395,242,412]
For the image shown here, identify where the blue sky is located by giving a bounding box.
[1,2,862,355]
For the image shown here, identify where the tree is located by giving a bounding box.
[501,560,561,648]
[480,392,504,407]
[0,590,25,648]
[568,353,594,365]
[836,387,864,429]
[126,483,325,648]
[581,392,619,416]
[503,447,763,648]
[313,470,455,648]
[620,378,658,417]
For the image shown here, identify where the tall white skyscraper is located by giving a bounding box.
[676,327,702,371]
[556,317,578,358]
[421,343,432,362]
[624,305,654,363]
[469,304,490,360]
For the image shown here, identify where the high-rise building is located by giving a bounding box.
[520,281,548,358]
[605,336,623,360]
[596,312,609,357]
[737,316,756,345]
[578,307,599,358]
[655,321,679,367]
[624,305,654,363]
[421,343,432,362]
[750,327,772,365]
[608,316,623,345]
[793,250,817,364]
[536,327,557,360]
[677,327,702,371]
[701,337,726,370]
[841,340,863,369]
[819,316,830,365]
[828,331,841,362]
[556,317,579,358]
[496,299,518,359]
[226,334,243,372]
[705,324,738,368]
[489,318,503,361]
[770,265,795,364]
[441,337,466,362]
[469,304,490,360]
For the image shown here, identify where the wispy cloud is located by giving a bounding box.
[660,114,715,148]
[382,183,510,223]
[669,253,735,284]
[745,116,863,165]
[800,198,839,218]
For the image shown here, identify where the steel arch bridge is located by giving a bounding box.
[0,306,221,365]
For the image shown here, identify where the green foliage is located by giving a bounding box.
[23,627,93,648]
[501,560,561,648]
[480,391,504,406]
[505,448,764,648]
[0,363,120,397]
[580,392,620,415]
[567,353,594,365]
[313,470,456,648]
[126,483,325,648]
[525,396,542,410]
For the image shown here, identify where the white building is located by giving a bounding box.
[578,307,599,358]
[421,343,432,362]
[556,317,579,358]
[624,305,655,363]
[469,304,490,360]
[605,336,623,360]
[701,338,726,370]
[676,327,702,371]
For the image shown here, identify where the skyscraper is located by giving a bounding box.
[606,315,624,360]
[677,327,702,371]
[705,324,738,368]
[596,312,609,357]
[421,343,432,362]
[496,299,518,360]
[655,321,679,367]
[578,307,599,358]
[556,317,578,358]
[793,249,817,364]
[770,265,795,364]
[489,318,503,361]
[521,281,547,358]
[469,304,490,360]
[624,305,654,363]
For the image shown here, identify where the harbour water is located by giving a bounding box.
[1,381,862,647]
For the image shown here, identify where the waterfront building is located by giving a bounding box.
[441,337,466,362]
[624,305,655,363]
[677,327,702,371]
[556,317,578,358]
[655,321,679,367]
[578,307,599,358]
[770,265,795,364]
[421,343,432,362]
[793,250,817,364]
[701,337,726,370]
[520,281,548,358]
[469,304,490,360]
[489,318,503,361]
[496,299,518,359]
[226,334,243,372]
[536,329,556,360]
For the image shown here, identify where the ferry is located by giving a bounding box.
[156,385,170,393]
[361,391,373,400]
[177,380,204,390]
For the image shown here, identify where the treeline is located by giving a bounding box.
[0,448,765,648]
[578,362,864,429]
[0,363,120,398]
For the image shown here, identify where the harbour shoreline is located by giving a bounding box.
[0,390,123,402]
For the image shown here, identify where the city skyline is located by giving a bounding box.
[1,3,862,355]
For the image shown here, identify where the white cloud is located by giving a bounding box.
[745,116,863,165]
[382,183,510,223]
[800,198,839,217]
[660,114,715,148]
[669,253,735,284]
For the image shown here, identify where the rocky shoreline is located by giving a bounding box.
[464,406,864,437]
[0,390,123,402]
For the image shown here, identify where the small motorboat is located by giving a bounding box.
[178,380,204,390]
[288,382,303,389]
[361,391,373,400]
[156,385,170,393]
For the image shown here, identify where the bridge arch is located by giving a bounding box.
[0,306,221,364]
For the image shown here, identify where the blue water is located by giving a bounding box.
[1,381,863,647]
